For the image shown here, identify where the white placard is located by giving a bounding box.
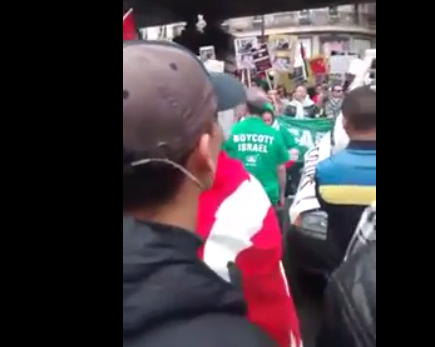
[203,59,225,73]
[330,55,358,75]
[234,37,258,70]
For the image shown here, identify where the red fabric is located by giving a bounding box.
[286,160,296,169]
[197,152,301,347]
[310,57,327,75]
[123,9,138,41]
[312,94,319,105]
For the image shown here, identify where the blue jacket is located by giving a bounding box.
[315,140,376,270]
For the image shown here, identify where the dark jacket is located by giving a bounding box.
[317,242,376,347]
[315,140,376,271]
[283,104,318,118]
[123,218,277,347]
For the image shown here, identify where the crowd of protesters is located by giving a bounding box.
[252,81,344,119]
[123,38,376,347]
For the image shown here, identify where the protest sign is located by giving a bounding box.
[276,117,334,162]
[268,35,297,72]
[199,46,216,61]
[251,43,272,73]
[203,59,225,73]
[234,37,258,70]
[329,54,357,85]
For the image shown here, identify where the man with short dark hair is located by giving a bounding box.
[314,85,376,271]
[224,88,290,206]
[323,85,344,119]
[123,41,277,347]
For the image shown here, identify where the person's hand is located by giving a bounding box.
[279,195,286,206]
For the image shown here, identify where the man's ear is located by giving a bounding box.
[341,115,350,133]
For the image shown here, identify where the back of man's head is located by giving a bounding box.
[342,86,376,132]
[123,41,246,214]
[246,87,269,116]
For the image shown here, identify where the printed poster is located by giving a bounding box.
[234,37,258,70]
[268,35,298,72]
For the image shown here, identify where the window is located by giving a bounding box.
[158,26,167,40]
[329,7,339,16]
[320,36,351,56]
[353,38,372,57]
[299,9,311,18]
[298,10,312,25]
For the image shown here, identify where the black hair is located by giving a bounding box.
[122,117,214,211]
[123,153,189,211]
[307,87,316,99]
[342,86,376,131]
[246,103,265,116]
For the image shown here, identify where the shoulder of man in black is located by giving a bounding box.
[123,218,278,347]
[316,242,376,347]
[127,313,278,347]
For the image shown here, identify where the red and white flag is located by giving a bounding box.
[123,8,138,41]
[198,152,302,347]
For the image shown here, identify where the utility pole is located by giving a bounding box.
[260,15,266,42]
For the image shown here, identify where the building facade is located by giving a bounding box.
[141,4,376,58]
[223,4,376,57]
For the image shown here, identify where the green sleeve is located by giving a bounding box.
[279,126,297,149]
[274,131,290,165]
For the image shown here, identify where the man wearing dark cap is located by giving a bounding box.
[224,87,290,206]
[123,41,277,347]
